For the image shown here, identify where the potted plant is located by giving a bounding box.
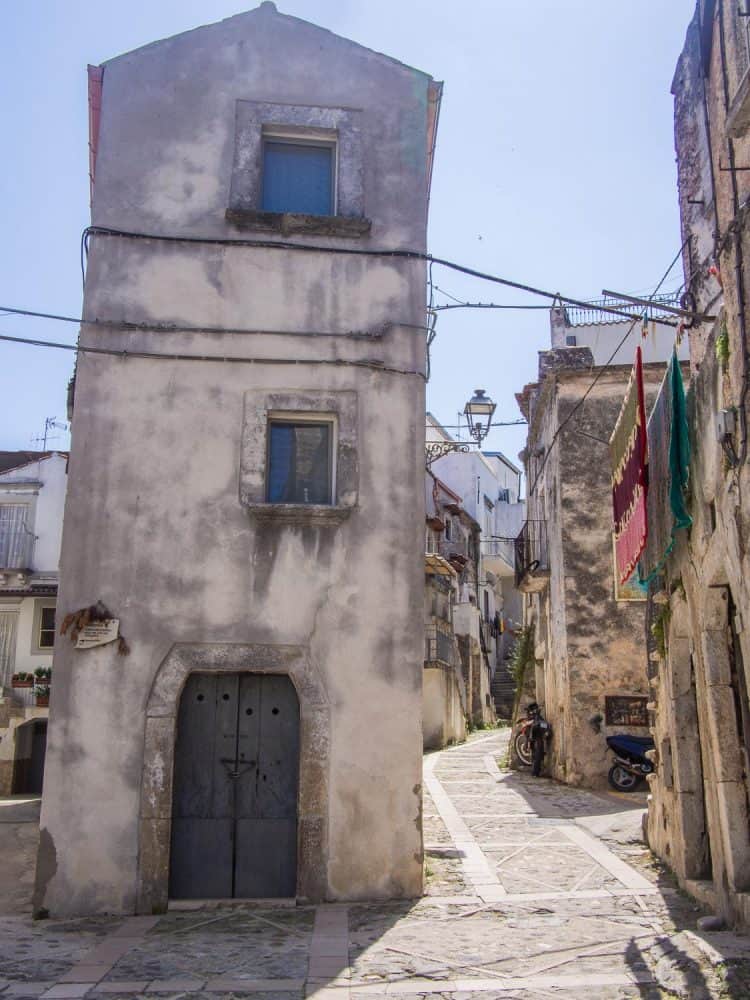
[34,667,52,684]
[34,684,50,707]
[11,672,33,689]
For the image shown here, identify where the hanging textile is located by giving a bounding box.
[610,346,648,586]
[638,350,692,583]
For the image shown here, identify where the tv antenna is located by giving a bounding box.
[31,416,68,450]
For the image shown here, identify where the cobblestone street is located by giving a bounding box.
[2,729,750,999]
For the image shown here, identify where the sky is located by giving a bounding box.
[1,0,696,463]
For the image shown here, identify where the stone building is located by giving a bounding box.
[423,473,470,749]
[426,414,524,717]
[514,303,682,789]
[0,451,67,795]
[645,0,750,928]
[35,4,441,915]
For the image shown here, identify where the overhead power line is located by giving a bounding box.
[0,330,425,379]
[81,225,685,327]
[527,239,689,496]
[0,304,428,339]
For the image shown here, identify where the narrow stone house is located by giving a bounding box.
[423,473,468,749]
[645,0,750,928]
[514,302,684,790]
[36,4,441,915]
[0,451,67,795]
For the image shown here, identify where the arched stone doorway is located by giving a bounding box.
[136,643,330,913]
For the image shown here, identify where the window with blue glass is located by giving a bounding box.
[267,421,333,505]
[261,141,334,216]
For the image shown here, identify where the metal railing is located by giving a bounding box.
[439,539,471,563]
[514,520,549,589]
[481,537,515,566]
[424,618,456,667]
[563,292,682,328]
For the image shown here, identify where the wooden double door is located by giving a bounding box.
[169,673,300,899]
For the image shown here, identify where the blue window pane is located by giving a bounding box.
[267,423,331,504]
[262,142,333,216]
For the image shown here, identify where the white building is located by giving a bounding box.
[426,414,525,715]
[0,451,67,795]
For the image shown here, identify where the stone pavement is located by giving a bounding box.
[2,729,750,998]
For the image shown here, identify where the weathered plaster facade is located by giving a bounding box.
[36,4,440,915]
[646,0,750,928]
[0,452,67,795]
[516,352,667,789]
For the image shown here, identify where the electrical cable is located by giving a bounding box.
[0,304,429,339]
[82,225,687,326]
[527,240,688,497]
[0,330,426,379]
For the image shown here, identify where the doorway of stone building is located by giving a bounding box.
[169,672,300,899]
[11,720,47,795]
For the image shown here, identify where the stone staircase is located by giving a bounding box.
[491,660,515,720]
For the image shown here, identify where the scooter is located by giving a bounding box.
[606,733,655,792]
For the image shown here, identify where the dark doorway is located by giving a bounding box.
[169,673,300,899]
[11,720,47,795]
[13,719,47,795]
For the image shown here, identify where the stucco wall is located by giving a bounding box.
[522,366,663,789]
[37,4,434,915]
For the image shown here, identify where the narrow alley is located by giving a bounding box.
[2,730,750,999]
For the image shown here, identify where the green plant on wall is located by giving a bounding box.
[651,604,671,659]
[511,625,535,694]
[716,321,729,371]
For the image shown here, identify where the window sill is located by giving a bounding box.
[244,503,353,525]
[225,208,371,239]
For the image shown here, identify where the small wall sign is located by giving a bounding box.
[61,602,131,655]
[75,619,120,650]
[605,695,648,727]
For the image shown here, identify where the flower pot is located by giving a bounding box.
[35,694,49,707]
[12,679,33,689]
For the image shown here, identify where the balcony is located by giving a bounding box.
[424,618,456,668]
[514,520,550,593]
[481,537,515,578]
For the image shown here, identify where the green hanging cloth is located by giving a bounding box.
[638,350,692,584]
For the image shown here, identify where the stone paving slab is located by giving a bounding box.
[0,729,741,999]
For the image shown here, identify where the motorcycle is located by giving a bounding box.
[514,703,552,776]
[606,733,655,792]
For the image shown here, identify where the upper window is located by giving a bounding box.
[38,607,55,649]
[267,420,333,505]
[0,504,31,569]
[261,140,334,217]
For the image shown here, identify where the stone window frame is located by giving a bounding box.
[30,599,56,656]
[240,389,358,524]
[226,100,371,238]
[137,642,331,913]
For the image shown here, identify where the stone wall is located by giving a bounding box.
[520,365,664,789]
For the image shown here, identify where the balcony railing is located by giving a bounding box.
[514,520,550,593]
[439,539,471,564]
[425,618,456,667]
[563,292,681,328]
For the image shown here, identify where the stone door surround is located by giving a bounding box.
[137,642,330,913]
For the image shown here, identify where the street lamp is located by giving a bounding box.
[464,389,496,446]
